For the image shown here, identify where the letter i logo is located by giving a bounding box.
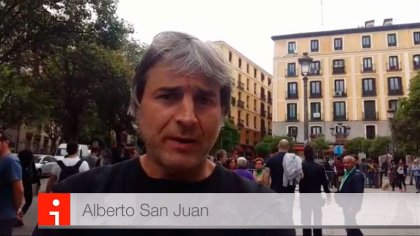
[39,193,71,226]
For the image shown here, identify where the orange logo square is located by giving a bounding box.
[38,193,71,226]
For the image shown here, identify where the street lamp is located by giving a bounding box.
[387,108,396,160]
[298,52,313,142]
[330,122,351,143]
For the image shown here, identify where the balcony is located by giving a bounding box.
[363,112,378,121]
[268,96,272,104]
[362,90,376,97]
[237,100,245,108]
[333,113,348,121]
[285,69,297,78]
[237,119,245,129]
[388,89,403,96]
[268,113,272,119]
[333,90,347,97]
[286,114,299,122]
[310,112,323,121]
[231,97,236,106]
[361,64,376,73]
[237,82,245,90]
[260,110,267,117]
[308,69,322,76]
[333,66,346,74]
[310,92,323,99]
[261,93,266,101]
[387,63,402,72]
[286,93,298,99]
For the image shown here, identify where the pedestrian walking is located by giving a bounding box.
[411,160,420,193]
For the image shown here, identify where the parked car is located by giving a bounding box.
[54,143,90,160]
[34,155,57,177]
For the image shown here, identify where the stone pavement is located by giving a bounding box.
[12,177,420,236]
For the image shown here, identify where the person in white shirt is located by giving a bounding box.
[46,142,89,192]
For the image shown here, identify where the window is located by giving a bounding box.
[254,83,257,95]
[287,103,297,121]
[333,102,346,121]
[414,32,420,45]
[254,99,257,111]
[254,116,257,129]
[229,51,232,62]
[254,68,257,78]
[288,126,298,138]
[387,33,397,47]
[310,39,319,52]
[388,77,402,95]
[287,63,296,77]
[247,64,249,73]
[287,82,298,99]
[388,99,399,110]
[413,55,420,69]
[246,96,249,108]
[334,80,345,97]
[388,56,399,71]
[362,78,376,96]
[363,101,377,121]
[261,73,265,82]
[334,38,343,50]
[366,125,376,140]
[246,79,249,90]
[362,35,371,48]
[238,58,242,68]
[333,59,345,74]
[310,81,322,97]
[311,126,322,136]
[362,57,373,72]
[309,61,321,75]
[246,113,249,126]
[288,41,296,54]
[310,102,321,120]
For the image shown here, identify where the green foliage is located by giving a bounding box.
[211,119,240,154]
[312,136,330,152]
[368,136,391,157]
[255,135,295,158]
[393,73,420,156]
[345,137,366,155]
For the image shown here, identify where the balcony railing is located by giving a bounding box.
[387,63,402,71]
[237,82,245,90]
[332,66,346,74]
[310,112,323,121]
[268,128,272,135]
[388,89,403,96]
[414,62,420,70]
[362,90,376,97]
[333,113,348,121]
[237,100,245,108]
[286,114,299,122]
[261,93,266,101]
[308,69,322,76]
[285,69,297,77]
[363,112,378,121]
[361,64,376,73]
[231,97,236,106]
[268,113,272,119]
[268,97,272,104]
[286,93,298,99]
[333,90,347,97]
[260,110,267,117]
[310,92,323,98]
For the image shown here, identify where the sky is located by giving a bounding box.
[116,0,420,73]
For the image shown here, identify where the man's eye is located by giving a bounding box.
[198,96,213,105]
[158,93,177,100]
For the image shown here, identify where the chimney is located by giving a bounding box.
[365,20,375,27]
[383,18,393,26]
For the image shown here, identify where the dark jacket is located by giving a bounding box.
[338,169,364,193]
[299,160,330,193]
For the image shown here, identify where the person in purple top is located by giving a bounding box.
[234,157,255,181]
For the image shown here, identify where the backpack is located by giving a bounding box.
[57,160,84,182]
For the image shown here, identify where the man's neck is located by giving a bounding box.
[139,154,215,182]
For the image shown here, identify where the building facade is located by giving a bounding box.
[213,41,273,146]
[272,21,420,143]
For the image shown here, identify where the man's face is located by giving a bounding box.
[137,63,223,171]
[343,157,355,171]
[0,140,9,156]
[255,161,263,170]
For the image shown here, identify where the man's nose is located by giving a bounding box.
[176,95,198,127]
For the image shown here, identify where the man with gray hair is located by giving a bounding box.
[34,31,295,236]
[234,157,255,181]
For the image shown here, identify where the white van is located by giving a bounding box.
[54,143,90,160]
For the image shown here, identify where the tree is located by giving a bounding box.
[368,136,391,158]
[312,136,330,159]
[254,135,295,158]
[345,137,366,155]
[211,119,240,154]
[393,72,420,157]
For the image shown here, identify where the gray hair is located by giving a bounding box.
[237,157,248,169]
[128,31,232,118]
[278,139,290,150]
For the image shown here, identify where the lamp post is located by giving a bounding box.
[330,122,351,150]
[387,108,396,160]
[298,52,313,142]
